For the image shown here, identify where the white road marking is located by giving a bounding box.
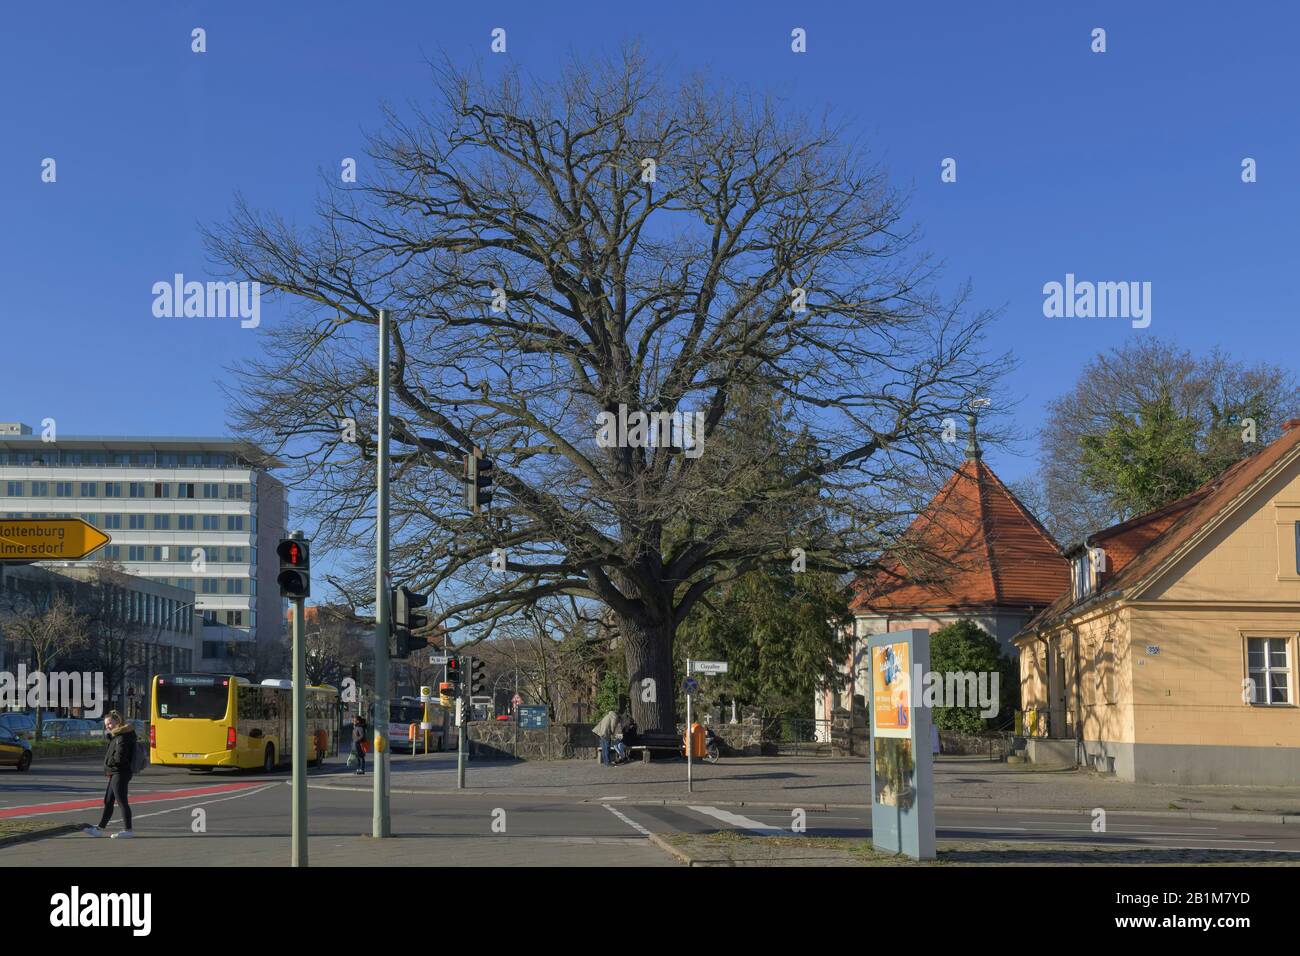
[689,805,784,834]
[603,804,651,836]
[130,784,278,822]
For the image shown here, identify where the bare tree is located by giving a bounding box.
[206,52,1003,730]
[2,592,88,738]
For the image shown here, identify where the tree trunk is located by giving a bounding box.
[617,613,676,733]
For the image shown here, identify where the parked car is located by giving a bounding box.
[42,718,99,740]
[0,727,33,771]
[0,713,37,740]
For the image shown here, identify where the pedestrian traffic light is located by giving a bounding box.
[391,585,431,657]
[276,538,311,598]
[464,448,494,514]
[469,657,487,695]
[445,656,462,686]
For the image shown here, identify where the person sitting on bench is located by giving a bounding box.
[616,717,638,762]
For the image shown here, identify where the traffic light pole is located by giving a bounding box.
[457,679,467,789]
[290,533,308,866]
[373,308,392,838]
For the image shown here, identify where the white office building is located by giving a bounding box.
[0,425,287,672]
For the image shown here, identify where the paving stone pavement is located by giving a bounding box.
[347,752,1300,816]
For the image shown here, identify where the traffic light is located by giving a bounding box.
[391,585,430,658]
[276,538,311,599]
[445,656,462,688]
[469,657,487,696]
[464,449,494,514]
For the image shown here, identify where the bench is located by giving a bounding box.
[624,731,682,763]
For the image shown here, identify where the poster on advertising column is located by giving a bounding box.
[867,629,935,860]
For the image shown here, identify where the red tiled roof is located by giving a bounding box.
[1019,422,1300,637]
[850,458,1069,613]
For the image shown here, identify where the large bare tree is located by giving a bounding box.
[206,52,1002,730]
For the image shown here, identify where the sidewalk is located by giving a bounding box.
[331,753,1300,819]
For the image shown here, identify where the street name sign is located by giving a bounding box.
[430,655,450,665]
[0,518,111,562]
[692,661,728,674]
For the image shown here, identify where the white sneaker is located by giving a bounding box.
[83,826,103,837]
[110,830,134,839]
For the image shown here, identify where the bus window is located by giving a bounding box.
[157,681,228,720]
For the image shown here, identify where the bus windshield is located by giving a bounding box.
[389,704,425,724]
[156,678,229,720]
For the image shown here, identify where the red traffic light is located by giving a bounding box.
[278,540,307,566]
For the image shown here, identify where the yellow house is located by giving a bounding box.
[1015,419,1300,784]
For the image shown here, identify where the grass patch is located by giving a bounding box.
[32,740,103,758]
[0,819,68,837]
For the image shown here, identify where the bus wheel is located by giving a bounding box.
[263,745,276,773]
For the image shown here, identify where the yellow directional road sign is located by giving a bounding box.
[0,518,111,562]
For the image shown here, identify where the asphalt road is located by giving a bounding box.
[4,754,1300,865]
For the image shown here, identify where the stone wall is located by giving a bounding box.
[462,720,599,761]
[937,730,1012,760]
[831,708,869,757]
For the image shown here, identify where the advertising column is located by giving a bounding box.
[867,628,935,860]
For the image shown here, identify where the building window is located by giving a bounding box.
[154,482,170,498]
[31,481,47,497]
[55,482,72,497]
[5,481,22,497]
[228,484,245,500]
[203,483,220,499]
[1247,637,1291,705]
[103,514,122,530]
[177,483,195,499]
[104,482,122,497]
[225,578,244,594]
[177,515,195,530]
[153,514,171,530]
[227,515,244,531]
[101,545,121,560]
[226,547,244,562]
[80,482,97,497]
[129,482,147,498]
[201,578,219,594]
[128,514,146,530]
[127,545,145,561]
[226,611,244,626]
[81,513,97,527]
[202,515,220,531]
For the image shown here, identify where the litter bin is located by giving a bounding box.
[687,722,706,759]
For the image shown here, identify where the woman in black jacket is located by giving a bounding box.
[85,711,136,838]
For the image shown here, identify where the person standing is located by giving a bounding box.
[84,711,136,838]
[352,713,367,775]
[592,710,620,766]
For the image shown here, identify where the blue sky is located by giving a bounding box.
[2,0,1297,493]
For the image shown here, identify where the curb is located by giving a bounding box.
[304,783,1300,823]
[645,832,695,866]
[0,824,81,849]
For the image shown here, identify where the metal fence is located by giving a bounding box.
[760,716,833,755]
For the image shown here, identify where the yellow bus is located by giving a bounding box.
[151,674,339,772]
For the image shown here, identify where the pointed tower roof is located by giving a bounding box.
[850,453,1069,614]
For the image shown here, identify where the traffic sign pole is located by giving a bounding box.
[686,658,693,794]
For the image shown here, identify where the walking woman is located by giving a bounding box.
[352,713,367,775]
[85,711,136,838]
